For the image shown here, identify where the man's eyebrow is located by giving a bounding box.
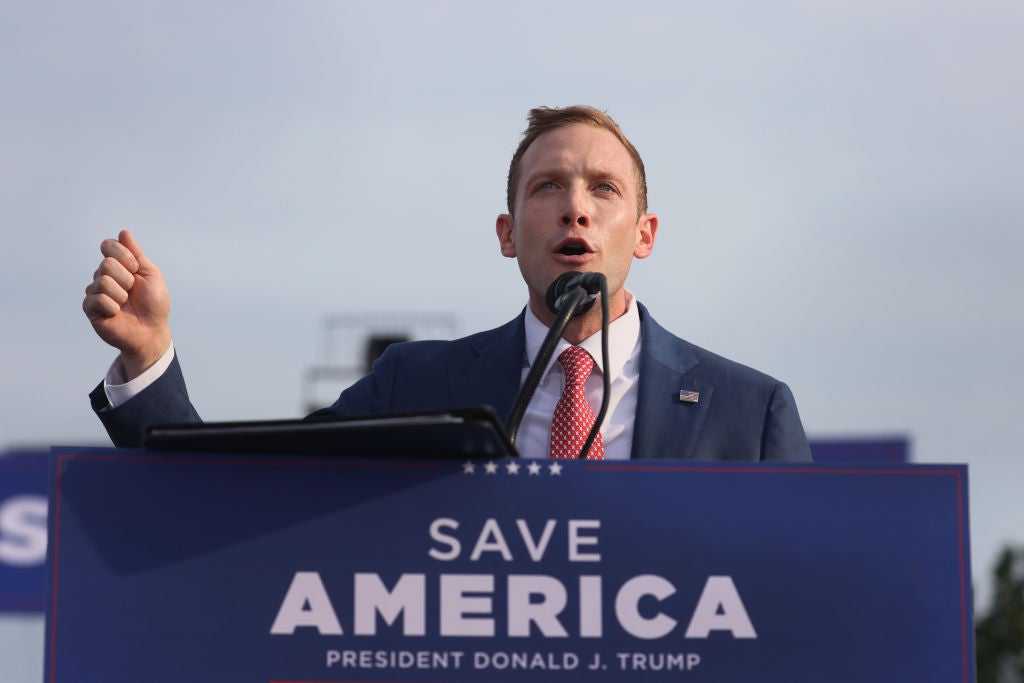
[520,168,565,187]
[524,165,628,183]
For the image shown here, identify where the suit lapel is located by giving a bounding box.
[632,305,713,460]
[445,313,526,421]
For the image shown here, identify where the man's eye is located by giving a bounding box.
[596,182,616,192]
[538,181,557,190]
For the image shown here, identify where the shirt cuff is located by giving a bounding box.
[103,343,176,409]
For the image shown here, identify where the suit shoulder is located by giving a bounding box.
[639,304,785,389]
[378,314,523,364]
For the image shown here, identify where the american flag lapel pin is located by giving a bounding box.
[678,389,700,404]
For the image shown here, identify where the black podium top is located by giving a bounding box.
[143,406,517,459]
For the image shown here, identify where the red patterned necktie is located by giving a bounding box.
[549,346,606,460]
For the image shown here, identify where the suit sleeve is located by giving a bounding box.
[761,381,813,461]
[90,354,201,447]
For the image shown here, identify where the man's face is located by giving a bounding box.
[496,123,658,324]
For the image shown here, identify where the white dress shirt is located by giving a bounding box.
[515,294,642,460]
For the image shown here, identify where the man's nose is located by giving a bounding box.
[560,187,591,227]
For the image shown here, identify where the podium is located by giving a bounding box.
[45,442,975,682]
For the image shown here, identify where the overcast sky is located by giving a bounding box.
[2,0,1022,608]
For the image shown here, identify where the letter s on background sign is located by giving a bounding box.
[0,495,48,567]
[0,450,50,613]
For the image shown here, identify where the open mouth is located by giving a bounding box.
[556,239,590,256]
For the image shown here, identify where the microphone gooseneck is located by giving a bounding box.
[505,272,611,461]
[579,280,610,459]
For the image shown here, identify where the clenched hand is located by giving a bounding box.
[83,230,172,380]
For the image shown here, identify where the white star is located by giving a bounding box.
[505,461,521,475]
[484,461,499,475]
[527,462,542,475]
[548,462,563,476]
[462,461,476,475]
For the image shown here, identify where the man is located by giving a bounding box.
[84,106,812,461]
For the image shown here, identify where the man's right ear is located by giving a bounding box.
[495,214,517,258]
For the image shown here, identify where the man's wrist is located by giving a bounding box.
[120,333,172,381]
[104,342,175,409]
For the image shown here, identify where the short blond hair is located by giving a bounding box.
[506,105,648,217]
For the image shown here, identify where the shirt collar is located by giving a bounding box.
[523,291,641,381]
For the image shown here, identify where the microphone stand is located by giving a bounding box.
[505,275,611,460]
[505,285,588,446]
[578,276,609,459]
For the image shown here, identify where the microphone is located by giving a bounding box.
[505,271,610,458]
[545,271,603,317]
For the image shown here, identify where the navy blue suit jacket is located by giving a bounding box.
[91,303,812,461]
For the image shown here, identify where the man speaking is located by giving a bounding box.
[83,105,812,462]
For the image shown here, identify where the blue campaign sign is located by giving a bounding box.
[0,450,48,612]
[46,448,974,682]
